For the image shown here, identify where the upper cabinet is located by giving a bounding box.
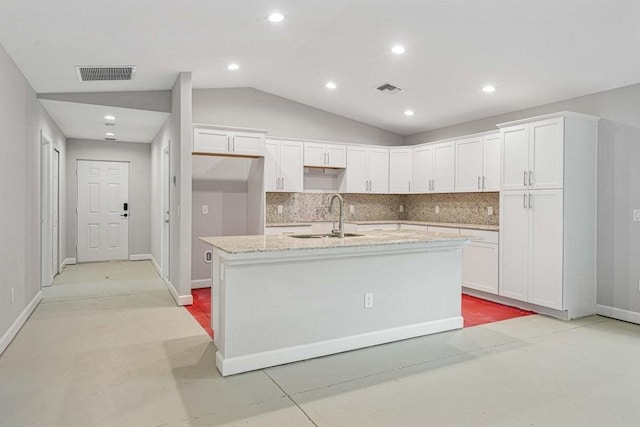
[411,141,454,193]
[455,132,500,192]
[193,125,266,157]
[389,147,412,193]
[346,146,389,193]
[500,117,564,190]
[265,139,304,192]
[304,142,347,168]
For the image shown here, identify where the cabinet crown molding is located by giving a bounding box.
[192,123,269,134]
[497,111,600,128]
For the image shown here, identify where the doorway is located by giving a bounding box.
[40,132,53,287]
[76,160,130,262]
[52,149,60,277]
[161,143,170,280]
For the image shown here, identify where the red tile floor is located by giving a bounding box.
[185,289,535,340]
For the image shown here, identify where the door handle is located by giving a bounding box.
[121,213,129,218]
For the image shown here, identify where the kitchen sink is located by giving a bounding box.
[288,233,364,239]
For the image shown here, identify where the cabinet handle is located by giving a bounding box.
[523,170,527,187]
[325,152,328,165]
[528,194,533,209]
[227,138,231,152]
[327,152,330,165]
[281,177,285,189]
[528,170,533,186]
[523,194,527,209]
[477,176,481,190]
[482,176,486,189]
[408,180,411,192]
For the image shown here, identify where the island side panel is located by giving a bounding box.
[217,245,463,374]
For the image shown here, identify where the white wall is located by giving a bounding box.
[405,82,640,318]
[65,139,151,259]
[192,88,404,146]
[0,42,66,354]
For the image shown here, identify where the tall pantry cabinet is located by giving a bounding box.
[498,112,599,319]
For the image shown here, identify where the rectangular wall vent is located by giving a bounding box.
[104,138,117,141]
[76,66,136,82]
[376,83,403,94]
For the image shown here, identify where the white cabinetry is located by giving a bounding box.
[265,139,304,192]
[389,148,412,193]
[304,142,346,168]
[455,133,500,192]
[461,229,499,295]
[498,112,598,318]
[193,125,266,156]
[411,141,454,193]
[346,146,389,193]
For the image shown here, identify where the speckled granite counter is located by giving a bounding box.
[266,220,499,231]
[201,229,467,255]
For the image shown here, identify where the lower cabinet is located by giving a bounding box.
[462,241,499,294]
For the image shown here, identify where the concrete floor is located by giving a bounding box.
[1,261,640,426]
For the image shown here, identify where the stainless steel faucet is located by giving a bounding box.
[329,193,344,238]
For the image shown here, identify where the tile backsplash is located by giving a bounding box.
[266,192,499,225]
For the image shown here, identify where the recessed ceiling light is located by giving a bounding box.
[105,132,116,137]
[227,63,240,71]
[104,115,115,121]
[404,110,415,116]
[268,12,284,23]
[325,82,337,90]
[391,45,406,55]
[482,85,496,93]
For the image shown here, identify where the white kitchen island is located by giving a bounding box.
[201,230,469,376]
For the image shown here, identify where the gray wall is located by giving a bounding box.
[38,90,171,113]
[65,139,151,258]
[405,82,640,315]
[0,42,66,350]
[192,88,404,146]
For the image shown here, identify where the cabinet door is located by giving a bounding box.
[280,141,304,192]
[412,146,433,193]
[389,148,412,193]
[264,140,280,192]
[455,137,483,192]
[433,141,455,193]
[304,142,326,167]
[529,118,564,190]
[326,144,347,168]
[368,148,389,193]
[499,191,529,302]
[346,146,368,193]
[193,128,229,153]
[501,124,529,190]
[462,242,499,294]
[482,133,501,191]
[232,132,265,155]
[528,189,563,309]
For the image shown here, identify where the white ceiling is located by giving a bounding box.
[40,100,170,143]
[3,0,640,135]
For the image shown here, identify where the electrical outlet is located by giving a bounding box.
[277,205,283,214]
[204,251,212,263]
[364,292,374,308]
[350,205,355,213]
[488,206,494,216]
[202,205,208,215]
[399,205,404,213]
[435,205,440,214]
[633,209,640,222]
[10,288,14,304]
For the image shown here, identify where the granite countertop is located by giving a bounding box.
[266,220,499,232]
[201,229,468,255]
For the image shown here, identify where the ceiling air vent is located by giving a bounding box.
[76,66,136,82]
[376,83,403,94]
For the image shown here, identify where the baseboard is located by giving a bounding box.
[62,258,76,267]
[149,256,162,277]
[0,291,42,356]
[216,316,463,376]
[129,254,153,261]
[165,278,193,306]
[191,279,211,289]
[596,304,640,325]
[462,287,571,320]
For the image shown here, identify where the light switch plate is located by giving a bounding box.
[435,205,440,214]
[277,205,283,214]
[488,206,494,216]
[350,205,355,213]
[202,205,208,215]
[633,209,640,222]
[399,205,404,213]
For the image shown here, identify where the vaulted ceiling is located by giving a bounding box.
[2,0,640,135]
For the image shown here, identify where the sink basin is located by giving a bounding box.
[288,233,364,239]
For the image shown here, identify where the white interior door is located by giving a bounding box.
[52,149,60,277]
[77,160,129,262]
[162,145,170,279]
[40,132,52,287]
